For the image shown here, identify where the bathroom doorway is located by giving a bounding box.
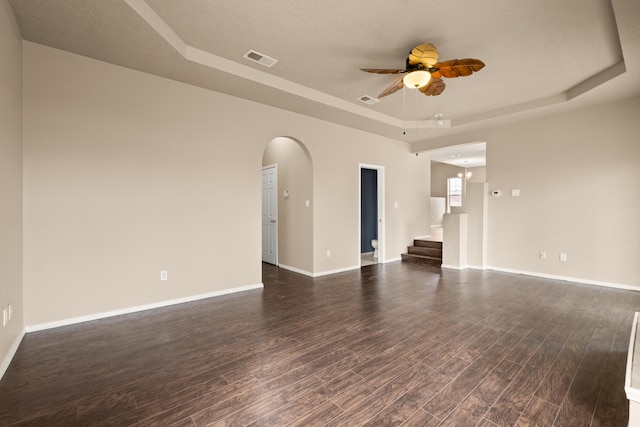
[359,164,385,266]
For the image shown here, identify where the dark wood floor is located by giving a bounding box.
[1,262,637,426]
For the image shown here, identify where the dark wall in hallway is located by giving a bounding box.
[361,168,377,253]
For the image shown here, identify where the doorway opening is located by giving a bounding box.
[359,164,385,266]
[262,137,313,274]
[261,165,278,265]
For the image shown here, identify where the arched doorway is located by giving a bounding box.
[262,137,314,275]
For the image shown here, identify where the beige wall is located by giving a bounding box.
[0,2,24,371]
[431,162,461,198]
[431,162,486,198]
[466,182,488,268]
[7,19,637,364]
[262,137,313,273]
[419,96,640,288]
[469,167,486,183]
[486,97,640,286]
[22,42,432,325]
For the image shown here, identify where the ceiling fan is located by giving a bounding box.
[361,43,485,98]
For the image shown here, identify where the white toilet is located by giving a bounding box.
[371,239,378,259]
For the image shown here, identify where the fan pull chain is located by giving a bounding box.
[414,88,419,136]
[402,87,407,135]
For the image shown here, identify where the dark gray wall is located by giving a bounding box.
[360,168,377,253]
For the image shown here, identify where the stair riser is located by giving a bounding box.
[413,240,442,249]
[401,254,442,266]
[408,247,442,257]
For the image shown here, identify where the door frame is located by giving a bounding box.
[359,163,385,264]
[262,164,278,265]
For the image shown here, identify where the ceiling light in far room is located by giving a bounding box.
[434,114,444,127]
[403,70,431,88]
[458,166,473,182]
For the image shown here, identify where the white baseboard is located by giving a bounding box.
[486,266,639,292]
[281,260,637,293]
[441,264,465,270]
[440,263,637,291]
[624,312,640,403]
[25,283,264,333]
[1,328,26,381]
[313,265,361,277]
[278,264,314,277]
[282,258,401,277]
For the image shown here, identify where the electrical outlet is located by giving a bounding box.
[540,251,547,259]
[7,304,12,321]
[560,253,567,262]
[326,250,331,258]
[160,270,168,281]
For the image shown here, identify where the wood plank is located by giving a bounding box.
[285,400,344,427]
[134,375,229,410]
[456,328,509,362]
[591,311,632,427]
[554,323,617,426]
[0,263,636,427]
[423,343,511,419]
[331,357,415,411]
[484,326,568,426]
[514,395,560,426]
[198,374,322,426]
[128,376,268,426]
[361,357,471,426]
[421,324,489,369]
[477,418,501,427]
[438,359,522,426]
[534,323,595,405]
[400,408,441,426]
[168,417,197,427]
[247,370,360,426]
[325,362,433,426]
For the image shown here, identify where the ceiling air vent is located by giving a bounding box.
[357,95,380,105]
[243,50,278,68]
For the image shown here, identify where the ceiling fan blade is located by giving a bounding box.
[360,68,406,74]
[419,77,446,96]
[435,59,485,78]
[378,76,405,98]
[408,43,439,68]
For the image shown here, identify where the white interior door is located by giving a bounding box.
[262,165,277,265]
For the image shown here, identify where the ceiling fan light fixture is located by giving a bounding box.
[402,70,431,88]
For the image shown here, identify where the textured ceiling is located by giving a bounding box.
[429,142,487,168]
[8,0,640,149]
